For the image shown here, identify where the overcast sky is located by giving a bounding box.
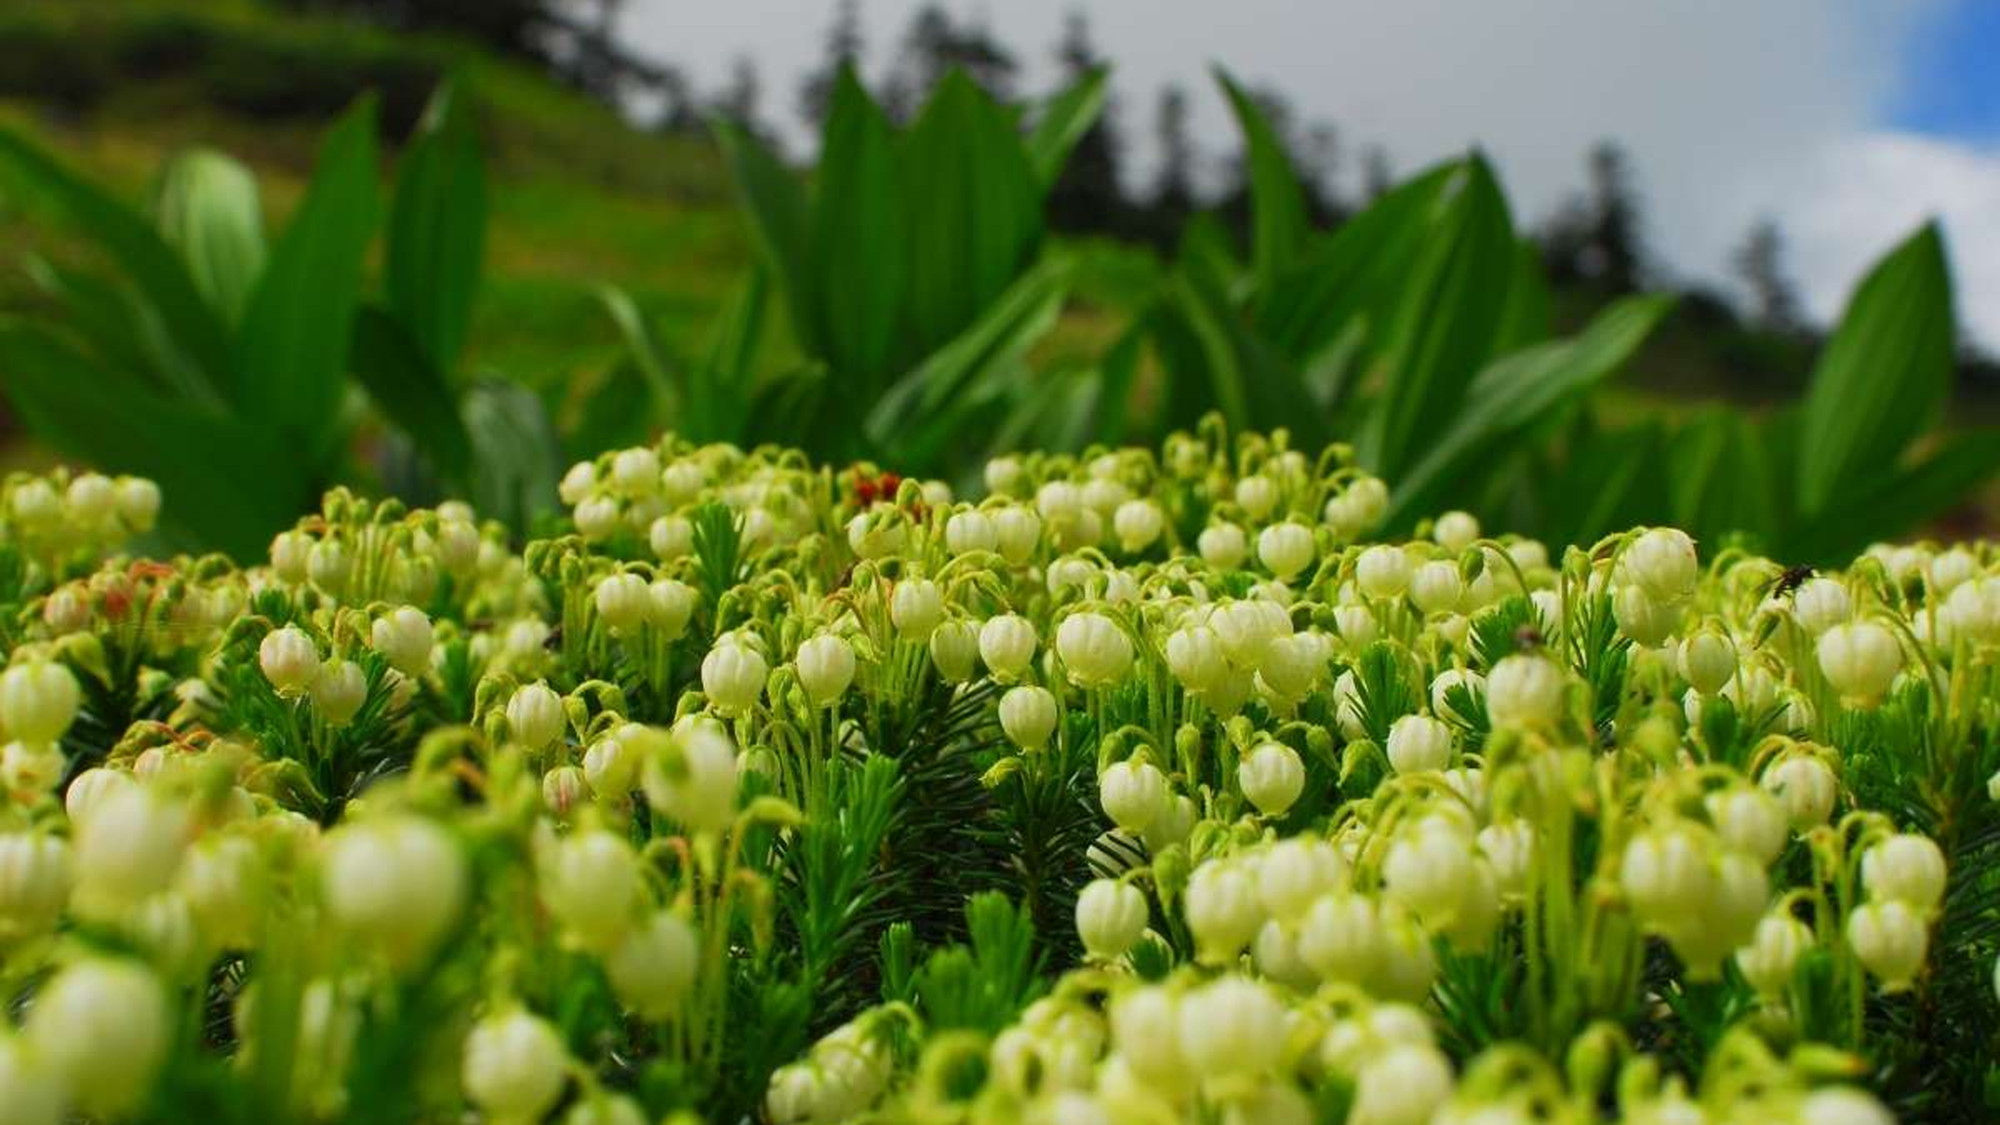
[617,1,2000,344]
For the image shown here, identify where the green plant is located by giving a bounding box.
[1133,69,1673,533]
[0,80,562,557]
[597,65,1107,486]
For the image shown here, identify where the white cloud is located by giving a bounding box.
[1736,132,2000,345]
[616,1,1997,342]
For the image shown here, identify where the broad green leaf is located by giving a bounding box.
[462,379,562,532]
[1253,159,1457,379]
[386,78,486,371]
[1024,67,1109,189]
[864,256,1073,460]
[350,305,474,483]
[1542,417,1666,546]
[1384,294,1674,528]
[595,285,681,422]
[0,321,304,559]
[153,149,266,327]
[690,268,768,442]
[809,69,902,385]
[1215,67,1307,292]
[566,361,655,464]
[234,96,381,465]
[1793,430,2000,563]
[715,120,818,359]
[1360,154,1516,481]
[1492,240,1553,354]
[900,70,1043,361]
[1796,222,1954,516]
[21,255,186,393]
[0,127,232,396]
[1161,267,1328,450]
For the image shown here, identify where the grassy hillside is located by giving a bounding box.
[0,0,753,445]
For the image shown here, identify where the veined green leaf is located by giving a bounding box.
[350,305,474,484]
[0,127,232,396]
[1384,293,1673,528]
[1793,430,2000,563]
[691,268,768,442]
[595,285,681,422]
[234,95,381,466]
[1162,267,1328,451]
[809,69,902,386]
[1252,159,1457,383]
[1215,66,1308,293]
[900,70,1043,362]
[1024,66,1109,190]
[462,379,562,532]
[1492,239,1553,354]
[864,256,1074,460]
[153,148,266,328]
[715,119,818,359]
[1796,222,1954,516]
[0,321,304,560]
[386,78,486,372]
[1360,154,1515,481]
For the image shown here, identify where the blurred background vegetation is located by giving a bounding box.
[1,0,1996,560]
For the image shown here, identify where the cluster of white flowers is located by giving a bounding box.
[0,425,1981,1123]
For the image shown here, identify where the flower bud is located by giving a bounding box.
[1613,583,1678,648]
[1184,866,1276,976]
[1142,793,1197,853]
[63,476,112,524]
[1620,825,1712,929]
[649,515,693,560]
[542,829,642,951]
[646,579,697,640]
[260,626,319,696]
[1383,818,1476,929]
[506,681,566,750]
[640,718,740,833]
[1624,527,1698,604]
[0,833,70,940]
[461,1009,570,1124]
[26,958,168,1117]
[1432,510,1480,553]
[1736,911,1812,998]
[944,509,997,556]
[1678,629,1737,695]
[1477,820,1536,898]
[1817,621,1902,707]
[369,607,433,677]
[1114,500,1165,553]
[311,660,368,726]
[890,579,944,639]
[1165,625,1227,696]
[1486,653,1565,730]
[1386,714,1452,774]
[1356,545,1412,600]
[574,496,621,540]
[1257,522,1315,579]
[1862,833,1946,914]
[0,1031,62,1125]
[1797,1088,1894,1125]
[559,461,597,505]
[0,661,78,745]
[1791,577,1852,635]
[701,640,768,716]
[796,634,857,707]
[604,910,699,1019]
[1705,786,1788,865]
[1056,612,1134,688]
[978,615,1037,682]
[116,476,161,531]
[993,506,1042,564]
[1406,560,1462,616]
[1076,879,1148,960]
[1176,977,1284,1078]
[1763,755,1837,830]
[72,783,188,916]
[594,572,649,633]
[1239,741,1305,816]
[1848,899,1928,991]
[928,620,979,684]
[321,817,467,968]
[1100,759,1167,833]
[1349,1042,1454,1125]
[998,685,1058,751]
[1199,523,1248,569]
